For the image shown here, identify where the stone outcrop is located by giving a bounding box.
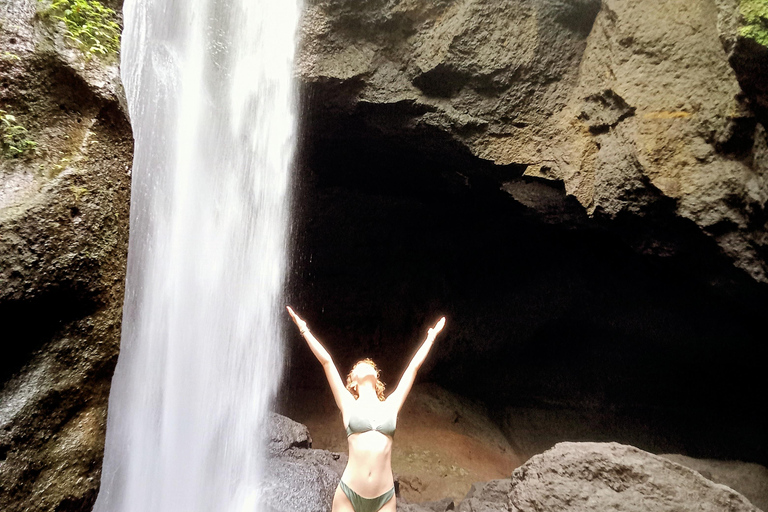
[298,0,768,284]
[0,1,131,511]
[264,413,346,512]
[509,442,760,512]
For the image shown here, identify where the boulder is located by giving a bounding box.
[268,411,314,455]
[263,413,347,512]
[509,442,760,512]
[457,479,510,512]
[264,447,347,512]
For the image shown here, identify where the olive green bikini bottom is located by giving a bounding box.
[339,480,395,512]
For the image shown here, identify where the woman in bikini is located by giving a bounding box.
[286,306,446,512]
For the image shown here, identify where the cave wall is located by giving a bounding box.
[285,0,768,464]
[298,0,768,283]
[284,117,768,464]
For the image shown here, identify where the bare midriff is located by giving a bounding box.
[341,431,394,498]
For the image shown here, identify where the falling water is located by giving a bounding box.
[94,0,300,510]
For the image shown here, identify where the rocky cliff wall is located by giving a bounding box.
[0,1,130,510]
[297,0,768,283]
[286,0,768,465]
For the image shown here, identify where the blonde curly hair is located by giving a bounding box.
[346,358,386,401]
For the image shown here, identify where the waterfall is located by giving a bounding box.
[94,0,301,510]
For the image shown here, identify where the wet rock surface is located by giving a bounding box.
[0,1,131,511]
[268,411,314,454]
[398,497,455,512]
[264,447,348,512]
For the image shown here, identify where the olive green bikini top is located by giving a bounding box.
[345,404,397,438]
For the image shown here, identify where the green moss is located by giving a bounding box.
[38,0,121,58]
[0,110,37,157]
[740,0,768,47]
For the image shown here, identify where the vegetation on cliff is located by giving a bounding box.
[37,0,121,57]
[740,0,768,46]
[0,110,37,157]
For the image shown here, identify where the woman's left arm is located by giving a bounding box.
[388,317,446,411]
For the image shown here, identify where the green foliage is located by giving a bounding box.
[0,109,37,157]
[38,0,121,58]
[740,0,768,47]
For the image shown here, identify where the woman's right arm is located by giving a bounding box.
[286,306,350,412]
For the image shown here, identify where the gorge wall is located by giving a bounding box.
[0,0,767,511]
[284,0,768,464]
[0,0,130,510]
[297,0,768,283]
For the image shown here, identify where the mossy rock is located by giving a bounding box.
[740,0,768,47]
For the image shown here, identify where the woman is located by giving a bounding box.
[286,306,446,512]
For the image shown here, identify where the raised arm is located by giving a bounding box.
[286,306,350,412]
[388,317,446,411]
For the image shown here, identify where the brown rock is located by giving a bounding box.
[0,1,131,511]
[299,0,768,283]
[509,442,761,512]
[457,479,510,512]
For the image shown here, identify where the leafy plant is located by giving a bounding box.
[0,109,37,157]
[740,0,768,47]
[38,0,121,58]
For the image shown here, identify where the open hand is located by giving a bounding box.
[286,306,308,333]
[427,317,446,340]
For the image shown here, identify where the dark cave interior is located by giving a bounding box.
[281,108,768,465]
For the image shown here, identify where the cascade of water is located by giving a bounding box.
[94,0,301,510]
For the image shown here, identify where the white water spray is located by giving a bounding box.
[94,0,300,510]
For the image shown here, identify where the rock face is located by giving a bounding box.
[264,413,347,512]
[299,0,768,284]
[0,1,131,511]
[509,442,760,512]
[287,0,768,471]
